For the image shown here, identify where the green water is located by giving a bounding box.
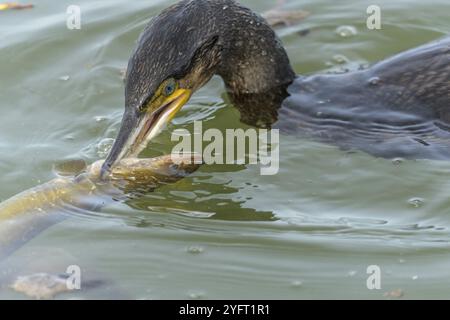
[1,0,450,299]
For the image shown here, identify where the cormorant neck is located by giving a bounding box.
[227,84,292,128]
[206,0,295,127]
[214,1,295,96]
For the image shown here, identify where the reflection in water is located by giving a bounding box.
[280,62,450,160]
[226,33,450,161]
[126,173,276,222]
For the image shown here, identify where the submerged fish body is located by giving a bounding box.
[0,154,201,260]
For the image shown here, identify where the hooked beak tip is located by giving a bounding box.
[99,88,192,180]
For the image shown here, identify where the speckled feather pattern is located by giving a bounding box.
[125,0,294,111]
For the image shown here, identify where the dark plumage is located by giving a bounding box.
[125,0,294,108]
[280,37,450,159]
[103,0,450,174]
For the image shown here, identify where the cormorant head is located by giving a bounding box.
[101,0,294,176]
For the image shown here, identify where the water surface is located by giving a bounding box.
[1,0,450,299]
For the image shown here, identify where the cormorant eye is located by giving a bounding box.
[163,79,176,96]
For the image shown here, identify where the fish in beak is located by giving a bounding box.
[101,88,191,178]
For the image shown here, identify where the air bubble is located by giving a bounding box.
[186,246,204,254]
[408,198,425,208]
[335,25,357,38]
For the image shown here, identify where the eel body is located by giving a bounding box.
[0,154,201,260]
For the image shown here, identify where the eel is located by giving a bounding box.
[0,154,201,261]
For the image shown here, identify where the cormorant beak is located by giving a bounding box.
[100,88,191,178]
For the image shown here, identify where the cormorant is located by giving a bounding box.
[102,0,450,175]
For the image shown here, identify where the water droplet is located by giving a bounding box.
[368,76,381,85]
[335,25,358,38]
[408,197,425,208]
[59,75,70,81]
[261,50,267,56]
[398,259,406,264]
[187,246,204,254]
[412,275,418,280]
[222,5,228,10]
